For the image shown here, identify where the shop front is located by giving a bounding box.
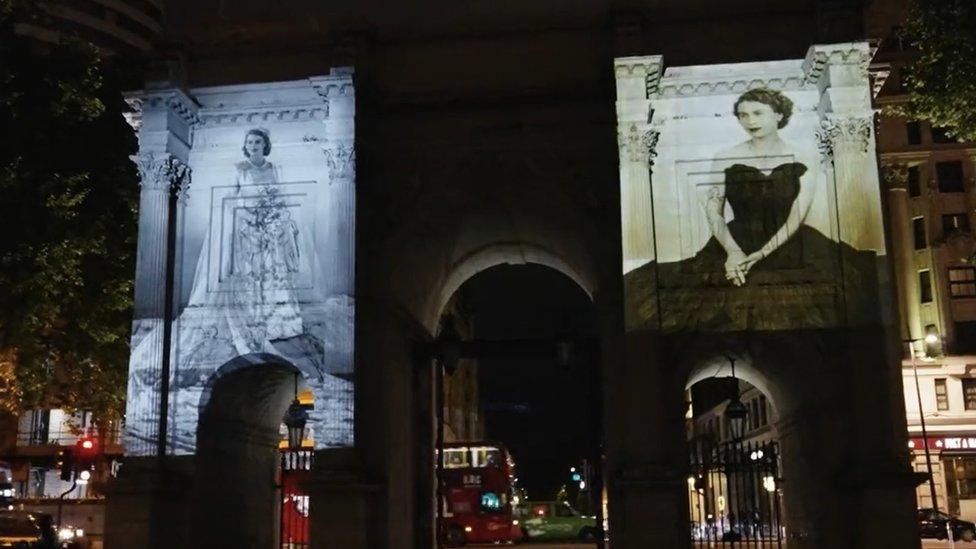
[910,436,976,520]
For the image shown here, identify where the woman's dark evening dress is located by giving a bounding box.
[673,162,833,283]
[627,161,851,331]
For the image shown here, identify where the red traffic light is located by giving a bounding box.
[75,437,98,456]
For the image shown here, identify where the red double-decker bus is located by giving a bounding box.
[439,442,521,546]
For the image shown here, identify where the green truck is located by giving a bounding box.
[515,501,600,541]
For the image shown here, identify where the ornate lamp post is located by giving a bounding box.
[724,357,749,443]
[283,373,308,450]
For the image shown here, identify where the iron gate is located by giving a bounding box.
[688,439,784,547]
[280,449,313,549]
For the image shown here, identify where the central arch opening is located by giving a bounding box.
[431,263,603,547]
[190,358,310,549]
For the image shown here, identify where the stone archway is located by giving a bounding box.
[190,357,309,549]
[424,242,597,334]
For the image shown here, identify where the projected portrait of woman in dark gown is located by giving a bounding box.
[625,88,853,330]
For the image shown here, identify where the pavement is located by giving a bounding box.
[465,541,976,548]
[467,544,595,548]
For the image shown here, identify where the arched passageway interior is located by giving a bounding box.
[190,361,309,549]
[432,263,604,546]
[685,371,784,547]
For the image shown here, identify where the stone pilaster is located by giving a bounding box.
[615,56,663,273]
[806,42,884,254]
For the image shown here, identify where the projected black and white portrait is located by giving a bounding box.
[124,74,357,455]
[616,50,885,332]
[666,89,832,288]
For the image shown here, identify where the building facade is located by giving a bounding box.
[869,0,976,521]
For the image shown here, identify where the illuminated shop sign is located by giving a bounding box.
[909,437,976,451]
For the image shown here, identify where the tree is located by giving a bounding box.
[0,0,138,424]
[893,0,976,142]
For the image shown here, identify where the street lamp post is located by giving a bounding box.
[283,373,308,451]
[724,357,749,443]
[908,335,941,513]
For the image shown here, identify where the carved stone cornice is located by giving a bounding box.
[124,88,200,132]
[816,116,873,160]
[617,123,659,166]
[195,104,330,128]
[657,75,808,99]
[802,42,873,87]
[323,142,355,181]
[614,55,664,98]
[130,153,191,194]
[309,72,355,101]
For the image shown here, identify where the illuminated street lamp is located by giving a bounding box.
[908,334,941,512]
[283,373,308,450]
[724,357,749,443]
[725,396,749,443]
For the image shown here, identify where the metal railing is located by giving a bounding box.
[688,440,784,548]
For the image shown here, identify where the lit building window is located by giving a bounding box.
[949,267,976,298]
[935,378,949,411]
[963,379,976,410]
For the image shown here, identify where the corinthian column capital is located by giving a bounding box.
[618,123,660,167]
[130,153,191,195]
[815,116,873,161]
[880,161,909,191]
[323,142,356,181]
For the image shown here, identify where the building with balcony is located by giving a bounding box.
[8,409,122,500]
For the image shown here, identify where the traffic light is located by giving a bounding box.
[75,436,98,462]
[58,449,74,482]
[74,436,99,479]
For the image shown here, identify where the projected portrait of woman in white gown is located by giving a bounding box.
[183,127,306,350]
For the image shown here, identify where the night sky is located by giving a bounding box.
[457,264,598,499]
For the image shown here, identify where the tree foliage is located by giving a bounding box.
[894,0,976,142]
[0,0,138,423]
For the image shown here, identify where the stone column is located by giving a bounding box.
[883,162,923,343]
[125,153,190,455]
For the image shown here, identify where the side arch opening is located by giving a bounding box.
[190,358,310,549]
